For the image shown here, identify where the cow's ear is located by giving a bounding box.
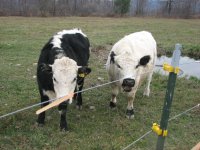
[78,66,91,77]
[110,51,116,63]
[84,67,91,75]
[138,55,151,66]
[40,63,52,73]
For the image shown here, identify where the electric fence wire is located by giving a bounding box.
[121,103,200,150]
[1,61,199,119]
[0,61,199,150]
[0,70,154,119]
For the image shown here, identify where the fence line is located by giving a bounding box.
[179,60,200,66]
[0,59,199,149]
[156,60,200,67]
[122,130,153,150]
[0,61,199,119]
[0,70,154,119]
[155,60,200,77]
[122,103,200,150]
[169,103,200,121]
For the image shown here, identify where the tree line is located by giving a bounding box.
[0,0,199,18]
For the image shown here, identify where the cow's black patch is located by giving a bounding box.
[110,51,116,64]
[140,55,150,65]
[136,55,151,68]
[126,108,134,116]
[40,63,52,73]
[77,66,91,85]
[78,66,91,76]
[109,101,116,108]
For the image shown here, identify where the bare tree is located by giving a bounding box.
[135,0,147,16]
[56,0,70,16]
[0,0,199,18]
[18,0,29,16]
[73,0,77,15]
[38,0,51,16]
[52,0,56,16]
[167,0,173,15]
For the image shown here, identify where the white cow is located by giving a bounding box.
[106,31,157,119]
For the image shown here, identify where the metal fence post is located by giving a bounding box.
[156,44,182,150]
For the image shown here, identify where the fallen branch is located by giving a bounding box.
[36,92,74,115]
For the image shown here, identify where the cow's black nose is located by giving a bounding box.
[122,78,135,87]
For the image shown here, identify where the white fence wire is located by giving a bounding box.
[122,103,200,150]
[0,61,199,149]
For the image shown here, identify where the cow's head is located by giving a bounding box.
[110,51,150,92]
[43,57,91,102]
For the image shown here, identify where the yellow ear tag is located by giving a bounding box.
[79,73,85,78]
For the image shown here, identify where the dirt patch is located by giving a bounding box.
[92,45,173,61]
[92,45,200,61]
[157,47,172,57]
[92,44,169,60]
[91,45,112,63]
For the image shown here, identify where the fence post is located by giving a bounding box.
[156,44,182,150]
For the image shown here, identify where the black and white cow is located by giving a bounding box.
[37,29,91,130]
[106,31,157,119]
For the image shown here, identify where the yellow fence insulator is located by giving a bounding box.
[152,123,168,137]
[163,63,180,74]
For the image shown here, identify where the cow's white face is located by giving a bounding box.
[52,57,78,102]
[111,52,150,92]
[115,54,138,79]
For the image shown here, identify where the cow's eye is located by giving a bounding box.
[136,64,140,68]
[53,77,57,83]
[116,63,122,69]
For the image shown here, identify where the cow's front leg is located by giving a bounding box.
[143,71,153,96]
[37,95,49,126]
[76,92,83,110]
[76,81,84,110]
[109,84,119,108]
[126,93,136,119]
[58,101,68,131]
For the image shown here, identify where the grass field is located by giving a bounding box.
[0,17,200,150]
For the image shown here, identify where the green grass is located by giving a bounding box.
[0,17,200,150]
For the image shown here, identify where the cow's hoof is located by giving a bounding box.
[36,118,45,126]
[76,105,82,110]
[143,89,150,97]
[36,122,44,127]
[109,101,116,108]
[60,126,68,131]
[143,93,150,97]
[126,109,134,119]
[60,124,68,131]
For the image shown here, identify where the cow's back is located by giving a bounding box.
[38,30,90,66]
[112,31,156,63]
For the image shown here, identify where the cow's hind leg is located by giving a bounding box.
[58,101,68,131]
[37,95,49,126]
[143,71,153,97]
[109,84,119,108]
[126,93,136,119]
